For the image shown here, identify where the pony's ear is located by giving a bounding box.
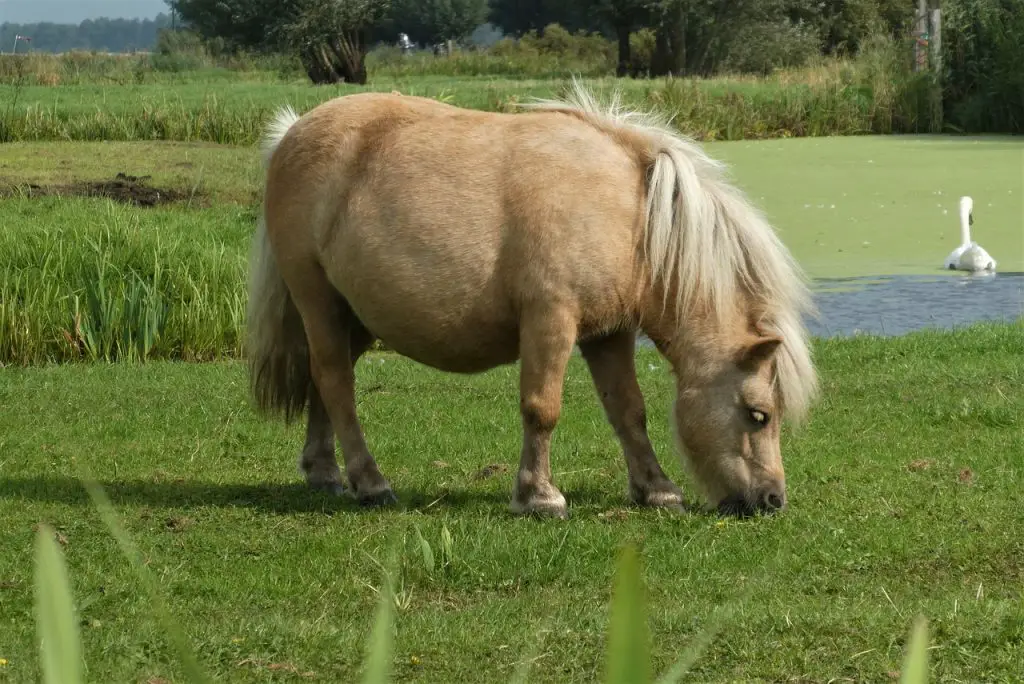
[738,335,783,368]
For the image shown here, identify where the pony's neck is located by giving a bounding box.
[959,208,972,246]
[642,301,743,381]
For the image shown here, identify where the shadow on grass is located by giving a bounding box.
[0,475,672,517]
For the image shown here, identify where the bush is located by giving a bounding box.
[629,28,656,76]
[720,20,824,76]
[150,28,209,72]
[485,23,616,76]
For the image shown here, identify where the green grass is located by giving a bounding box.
[0,70,938,145]
[1,321,1022,681]
[0,141,262,205]
[1,134,1020,366]
[0,197,251,365]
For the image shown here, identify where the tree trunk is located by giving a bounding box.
[666,2,685,75]
[300,45,339,84]
[652,2,686,77]
[616,24,631,77]
[299,31,369,85]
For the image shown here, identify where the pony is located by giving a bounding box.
[246,81,819,518]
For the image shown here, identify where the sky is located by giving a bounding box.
[0,0,169,24]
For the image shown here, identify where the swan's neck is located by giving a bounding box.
[959,210,971,246]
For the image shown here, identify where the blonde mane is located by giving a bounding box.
[518,79,819,422]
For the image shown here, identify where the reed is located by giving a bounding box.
[0,37,941,147]
[0,197,248,365]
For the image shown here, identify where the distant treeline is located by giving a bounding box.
[0,13,173,54]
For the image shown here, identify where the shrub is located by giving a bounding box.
[719,20,824,76]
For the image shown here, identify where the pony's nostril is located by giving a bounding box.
[763,492,785,511]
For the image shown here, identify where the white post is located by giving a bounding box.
[930,8,942,74]
[914,0,928,72]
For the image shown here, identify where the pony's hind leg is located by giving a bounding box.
[299,319,376,495]
[510,307,577,519]
[300,384,341,494]
[579,331,685,509]
[287,267,395,506]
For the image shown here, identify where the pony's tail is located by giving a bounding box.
[246,106,309,423]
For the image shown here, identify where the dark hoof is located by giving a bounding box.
[356,487,398,508]
[308,480,346,497]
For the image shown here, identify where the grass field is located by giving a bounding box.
[1,322,1022,681]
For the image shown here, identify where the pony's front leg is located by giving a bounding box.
[579,331,685,509]
[510,308,576,519]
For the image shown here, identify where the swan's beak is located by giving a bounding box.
[969,212,974,226]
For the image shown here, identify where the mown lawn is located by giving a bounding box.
[1,321,1022,682]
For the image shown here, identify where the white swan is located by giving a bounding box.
[944,196,996,272]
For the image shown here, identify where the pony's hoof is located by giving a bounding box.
[354,485,398,508]
[303,469,346,496]
[309,480,346,497]
[510,486,569,519]
[631,482,686,510]
[299,450,345,496]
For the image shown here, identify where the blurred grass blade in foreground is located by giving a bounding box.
[34,524,83,684]
[604,544,652,684]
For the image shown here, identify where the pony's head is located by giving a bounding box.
[672,331,792,516]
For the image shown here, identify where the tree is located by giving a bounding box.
[0,14,172,53]
[642,0,823,77]
[282,0,391,84]
[390,0,488,46]
[166,0,390,84]
[165,0,285,50]
[578,0,651,76]
[488,0,590,36]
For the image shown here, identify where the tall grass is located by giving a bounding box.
[941,0,1024,133]
[0,49,303,87]
[0,49,941,146]
[0,198,248,365]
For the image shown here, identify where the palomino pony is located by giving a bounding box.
[246,81,818,518]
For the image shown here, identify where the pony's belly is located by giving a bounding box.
[359,312,520,373]
[326,224,519,372]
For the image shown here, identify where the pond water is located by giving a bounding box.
[807,271,1023,338]
[636,271,1023,346]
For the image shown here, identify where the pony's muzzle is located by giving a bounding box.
[760,488,786,513]
[717,486,786,517]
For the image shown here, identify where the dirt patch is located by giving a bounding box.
[0,172,197,207]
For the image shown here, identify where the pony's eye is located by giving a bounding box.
[748,408,769,426]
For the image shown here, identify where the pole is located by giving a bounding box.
[914,0,927,72]
[12,36,18,56]
[930,8,942,74]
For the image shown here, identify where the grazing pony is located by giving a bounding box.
[246,82,818,518]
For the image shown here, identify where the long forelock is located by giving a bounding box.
[518,78,819,422]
